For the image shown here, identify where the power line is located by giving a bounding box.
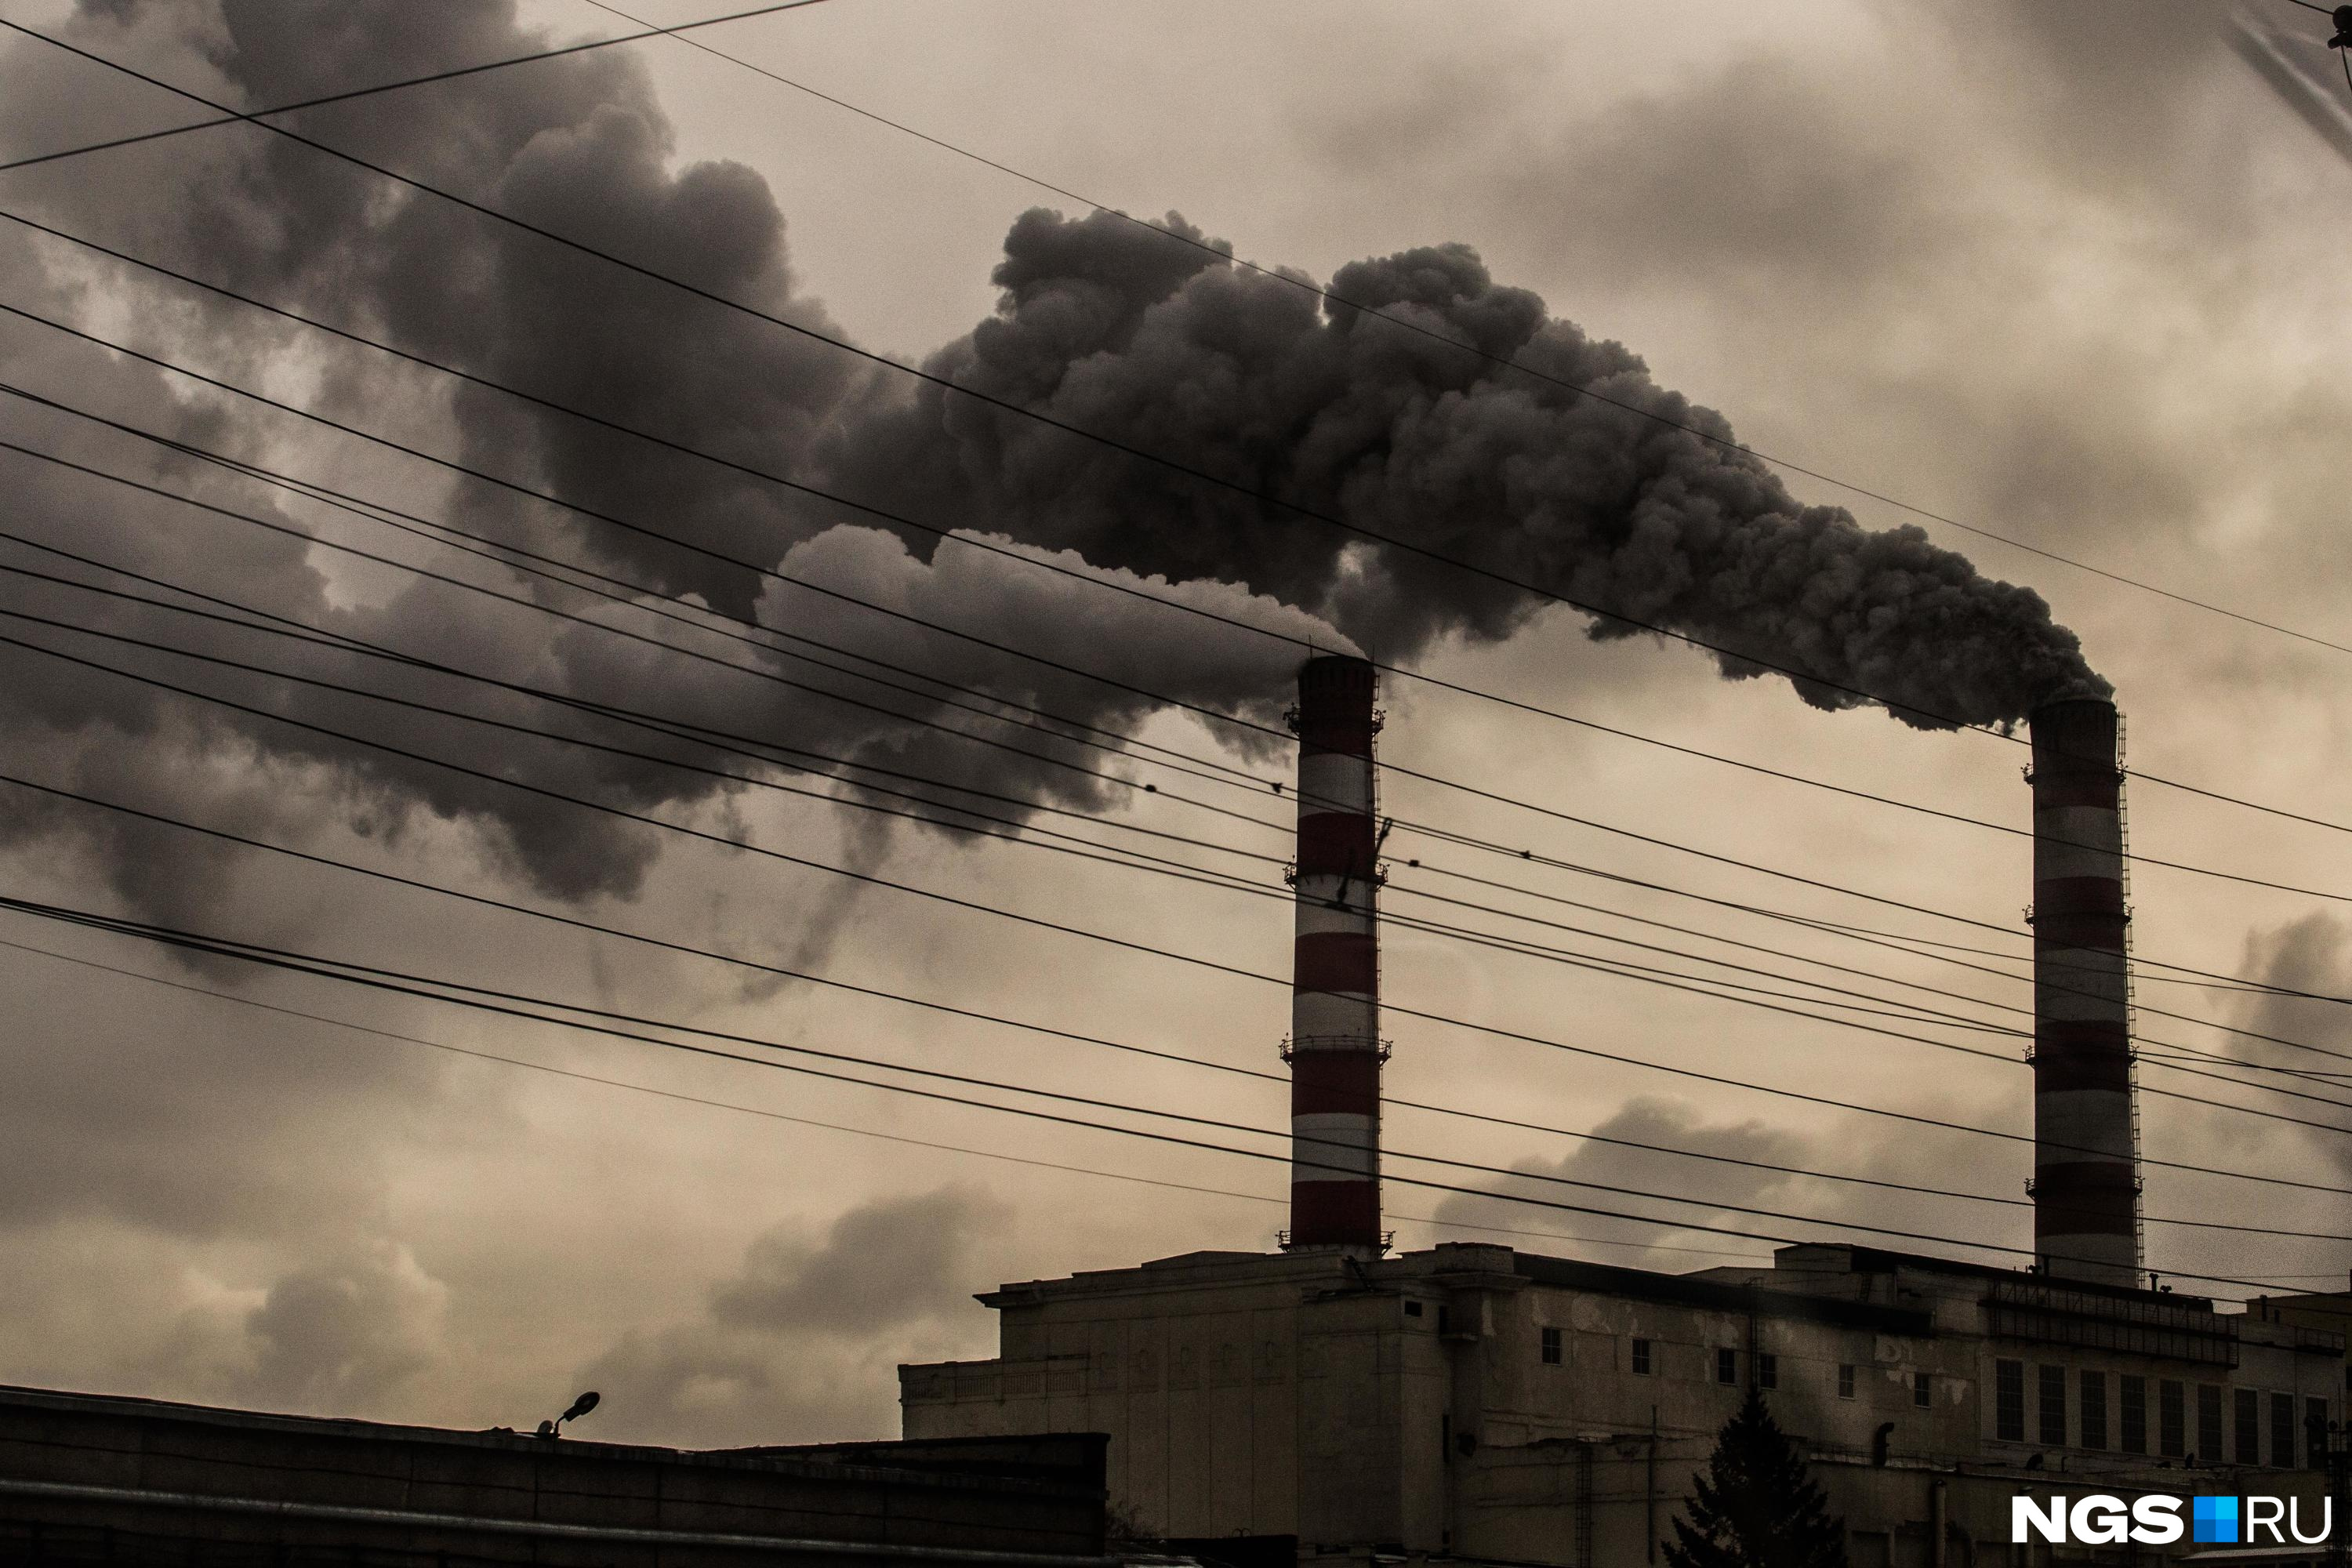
[0,539,2040,1051]
[0,890,2316,1296]
[5,427,2345,1102]
[0,0,837,176]
[8,405,2346,1120]
[16,564,2352,1140]
[6,634,2350,1204]
[0,928,1772,1266]
[10,374,2335,1051]
[0,598,2072,1070]
[0,895,2032,1261]
[0,207,2201,856]
[0,768,2040,1217]
[27,506,2318,1096]
[9,298,2350,978]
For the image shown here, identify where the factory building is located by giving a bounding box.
[900,657,2346,1563]
[902,1241,2341,1563]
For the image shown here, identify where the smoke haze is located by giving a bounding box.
[0,0,2342,1450]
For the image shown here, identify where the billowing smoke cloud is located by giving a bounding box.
[0,0,2100,953]
[0,1,1335,926]
[829,207,2107,728]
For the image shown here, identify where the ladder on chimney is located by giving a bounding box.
[2116,713,2148,1272]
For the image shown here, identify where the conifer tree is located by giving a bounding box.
[1664,1387,1849,1568]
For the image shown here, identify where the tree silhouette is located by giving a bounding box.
[1664,1387,1849,1568]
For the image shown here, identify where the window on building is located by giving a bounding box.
[2080,1370,2108,1451]
[1437,1305,1451,1336]
[1404,1300,1423,1319]
[1914,1372,1933,1410]
[2160,1380,2187,1459]
[2122,1376,2148,1455]
[1996,1359,2025,1442]
[1541,1327,1563,1367]
[1838,1363,1856,1401]
[2038,1365,2067,1447]
[2274,1392,2299,1468]
[1716,1348,1737,1386]
[1757,1352,1778,1391]
[1632,1338,1653,1376]
[2198,1385,2225,1465]
[2308,1397,2331,1464]
[2237,1388,2262,1465]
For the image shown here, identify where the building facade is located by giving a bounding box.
[902,1242,2343,1565]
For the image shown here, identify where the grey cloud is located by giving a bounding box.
[577,1187,1007,1446]
[2232,913,2352,1179]
[1429,1096,1812,1264]
[709,1187,1009,1334]
[109,1242,452,1419]
[231,1242,449,1413]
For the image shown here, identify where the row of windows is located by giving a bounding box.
[1537,1333,1929,1407]
[1993,1359,2323,1466]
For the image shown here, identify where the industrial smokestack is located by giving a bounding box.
[2028,697,2143,1288]
[1284,655,1385,1255]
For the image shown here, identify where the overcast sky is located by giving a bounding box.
[0,0,2348,1449]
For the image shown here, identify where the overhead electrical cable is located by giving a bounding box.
[3,427,2343,1088]
[5,629,2350,1196]
[5,307,2347,959]
[0,543,2049,1051]
[6,397,2328,1055]
[0,771,2051,1218]
[0,531,2226,1080]
[0,0,838,176]
[0,908,2042,1260]
[0,888,2324,1298]
[0,601,2095,1062]
[9,215,2349,863]
[10,558,2349,1127]
[0,930,1773,1266]
[0,763,2331,1244]
[6,389,2343,1102]
[0,890,2321,1294]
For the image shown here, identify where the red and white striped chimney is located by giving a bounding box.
[2028,696,2143,1288]
[1284,655,1385,1255]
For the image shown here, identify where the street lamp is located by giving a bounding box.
[535,1390,600,1440]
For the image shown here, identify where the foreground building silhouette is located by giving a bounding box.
[0,1382,1114,1566]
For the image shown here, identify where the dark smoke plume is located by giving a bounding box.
[829,209,2109,728]
[0,2,2104,952]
